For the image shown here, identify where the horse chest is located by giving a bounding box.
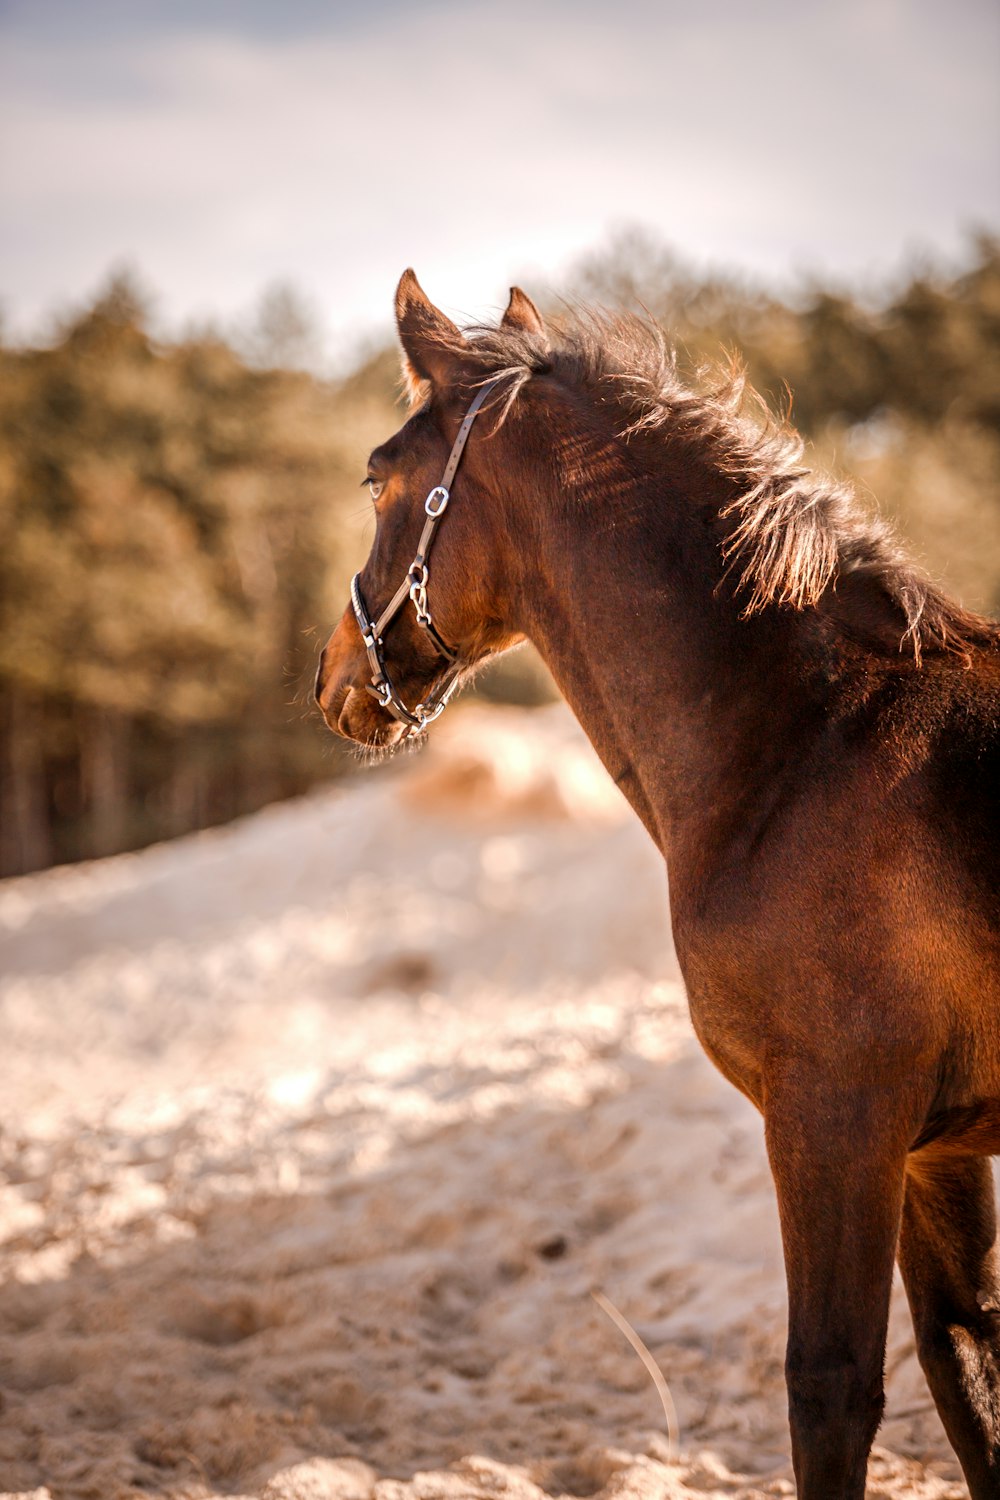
[684,982,767,1106]
[668,915,775,1106]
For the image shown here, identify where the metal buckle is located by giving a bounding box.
[424,486,449,517]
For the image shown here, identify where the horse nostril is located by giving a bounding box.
[314,646,328,705]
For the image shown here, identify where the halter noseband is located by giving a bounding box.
[350,377,502,732]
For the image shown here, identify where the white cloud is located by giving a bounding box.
[1,0,997,356]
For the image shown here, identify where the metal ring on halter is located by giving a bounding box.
[408,573,431,626]
[346,377,502,731]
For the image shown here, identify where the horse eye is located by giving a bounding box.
[364,477,385,502]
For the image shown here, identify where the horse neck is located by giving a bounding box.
[504,410,835,869]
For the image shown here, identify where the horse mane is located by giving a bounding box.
[422,307,997,665]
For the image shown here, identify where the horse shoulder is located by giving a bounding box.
[671,659,1000,1100]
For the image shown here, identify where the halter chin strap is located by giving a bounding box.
[350,377,502,731]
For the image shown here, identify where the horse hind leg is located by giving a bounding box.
[897,1153,1000,1498]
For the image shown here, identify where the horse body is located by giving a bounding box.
[672,660,1000,1119]
[315,271,1000,1497]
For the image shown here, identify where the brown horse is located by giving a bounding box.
[315,271,1000,1498]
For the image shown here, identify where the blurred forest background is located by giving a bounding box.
[2,231,999,876]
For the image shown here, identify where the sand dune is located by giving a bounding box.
[0,706,970,1498]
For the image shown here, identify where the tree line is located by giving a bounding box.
[0,276,394,874]
[1,237,998,874]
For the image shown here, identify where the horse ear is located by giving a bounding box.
[395,270,465,393]
[501,286,546,337]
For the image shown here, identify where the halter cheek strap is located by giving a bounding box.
[350,377,502,731]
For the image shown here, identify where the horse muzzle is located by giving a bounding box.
[314,619,408,746]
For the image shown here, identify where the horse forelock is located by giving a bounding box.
[450,306,997,663]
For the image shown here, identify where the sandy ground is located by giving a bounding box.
[0,705,973,1499]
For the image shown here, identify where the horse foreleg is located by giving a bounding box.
[765,1082,909,1499]
[897,1153,1000,1498]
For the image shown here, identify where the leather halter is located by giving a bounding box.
[350,377,502,731]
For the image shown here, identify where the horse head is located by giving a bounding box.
[315,271,544,746]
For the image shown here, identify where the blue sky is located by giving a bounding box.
[1,0,997,361]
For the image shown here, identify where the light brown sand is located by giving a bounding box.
[0,706,971,1498]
